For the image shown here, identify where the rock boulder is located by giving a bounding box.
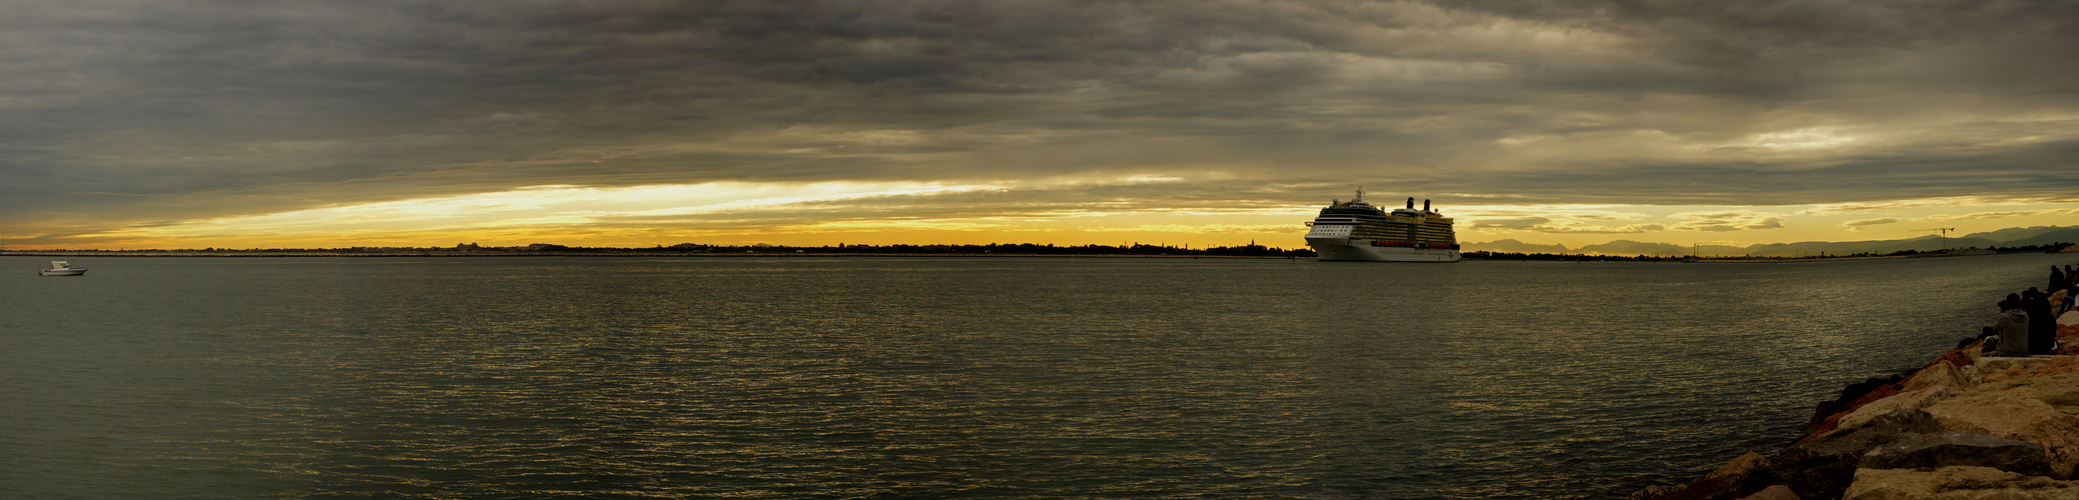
[1836,386,1954,431]
[1930,374,2079,476]
[1736,485,1800,500]
[1809,384,1907,436]
[1843,466,2079,499]
[1805,375,1908,435]
[1905,360,1968,392]
[1769,410,1943,499]
[1976,357,2058,384]
[1857,432,2053,477]
[1924,348,1977,377]
[1653,452,1777,500]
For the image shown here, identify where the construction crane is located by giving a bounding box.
[1909,228,1956,250]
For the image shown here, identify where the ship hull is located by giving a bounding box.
[1308,240,1460,262]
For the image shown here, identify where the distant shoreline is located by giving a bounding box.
[1688,249,2072,263]
[4,248,2062,262]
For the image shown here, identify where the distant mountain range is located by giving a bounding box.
[1466,225,2079,257]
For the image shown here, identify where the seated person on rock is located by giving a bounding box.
[1993,294,2031,357]
[2026,289,2058,354]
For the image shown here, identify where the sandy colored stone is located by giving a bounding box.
[1979,357,2061,384]
[1930,379,2079,477]
[1812,384,1908,436]
[1843,466,2079,499]
[1858,432,2052,477]
[1839,386,1955,430]
[1960,374,2079,411]
[1770,410,1942,500]
[1909,360,1971,392]
[1936,348,1981,373]
[2030,358,2079,378]
[1704,452,1770,482]
[1929,387,2077,446]
[1979,374,2079,476]
[2027,374,2079,405]
[2057,447,2079,480]
[1962,344,1987,367]
[1978,357,2056,372]
[1737,484,1800,500]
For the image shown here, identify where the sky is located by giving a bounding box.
[3,0,2077,250]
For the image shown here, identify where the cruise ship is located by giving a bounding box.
[1303,188,1460,262]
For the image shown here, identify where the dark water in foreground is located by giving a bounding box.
[2,254,2072,499]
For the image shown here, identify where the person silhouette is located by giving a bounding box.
[1994,294,2031,357]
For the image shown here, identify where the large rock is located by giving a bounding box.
[1809,384,1907,436]
[1858,432,2053,477]
[1928,375,2079,476]
[2029,358,2079,378]
[1738,483,1804,500]
[1960,345,1985,367]
[1737,485,1800,500]
[1705,452,1771,482]
[2004,373,2079,406]
[1923,348,1979,378]
[1977,357,2059,384]
[1654,452,1777,500]
[1843,466,2079,499]
[1836,386,1954,431]
[1906,360,1969,392]
[1806,375,1909,435]
[1768,410,1944,499]
[1977,356,2056,372]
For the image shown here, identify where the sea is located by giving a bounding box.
[2,253,2072,499]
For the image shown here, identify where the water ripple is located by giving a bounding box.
[0,254,2070,498]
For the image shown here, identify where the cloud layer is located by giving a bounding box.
[4,1,2078,246]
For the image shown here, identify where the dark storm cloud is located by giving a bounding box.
[4,0,2078,236]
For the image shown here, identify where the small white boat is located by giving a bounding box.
[39,261,87,276]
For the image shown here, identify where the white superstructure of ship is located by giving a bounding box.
[1303,188,1460,262]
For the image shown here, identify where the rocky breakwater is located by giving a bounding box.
[1633,311,2079,499]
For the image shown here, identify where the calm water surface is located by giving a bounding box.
[2,254,2072,499]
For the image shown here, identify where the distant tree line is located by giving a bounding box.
[1464,241,2074,261]
[3,241,1316,257]
[714,242,1315,257]
[1985,243,2075,253]
[17,241,2066,259]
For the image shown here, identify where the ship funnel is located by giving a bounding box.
[1405,197,1414,209]
[1423,199,1431,211]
